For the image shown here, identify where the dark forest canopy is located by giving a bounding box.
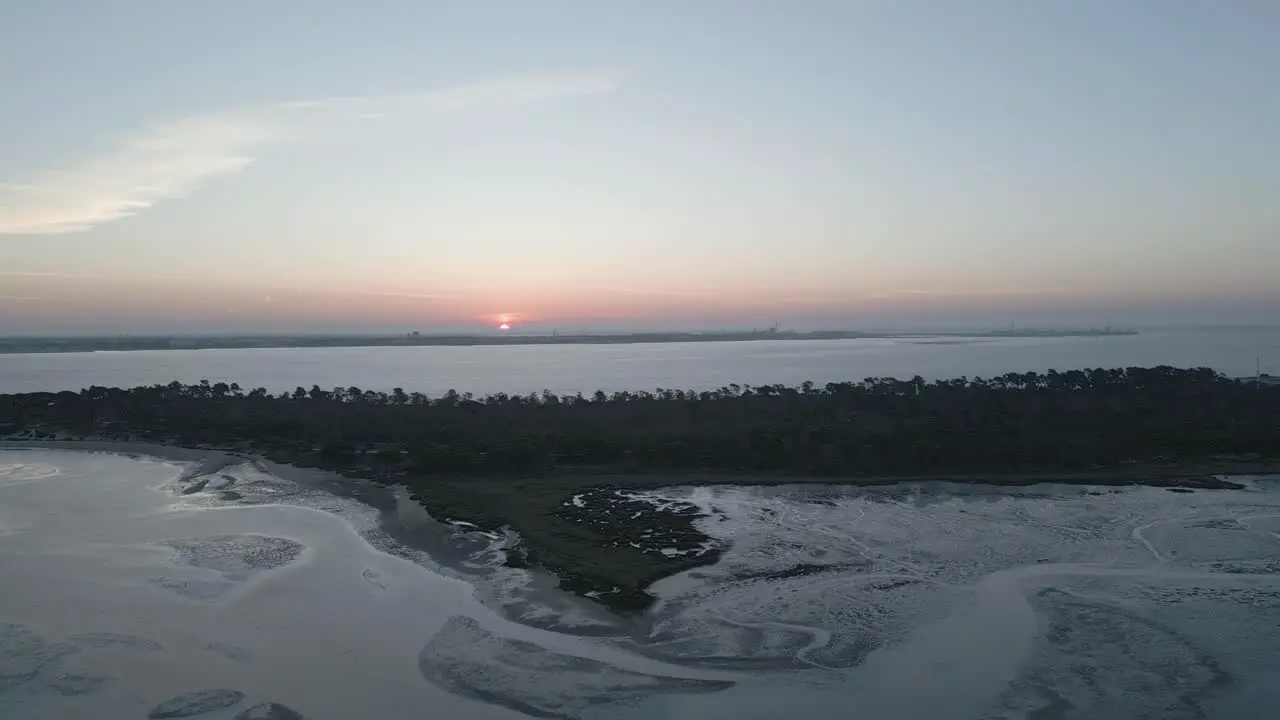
[7,367,1278,610]
[3,367,1278,477]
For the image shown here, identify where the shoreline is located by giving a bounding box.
[0,439,637,636]
[4,437,1275,615]
[0,329,1138,355]
[0,439,244,478]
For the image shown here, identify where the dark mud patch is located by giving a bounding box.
[1,623,78,689]
[1139,584,1280,608]
[419,616,732,719]
[151,535,304,601]
[47,673,106,696]
[0,623,110,704]
[989,588,1232,718]
[235,702,306,720]
[865,578,923,592]
[1202,560,1280,575]
[1027,684,1076,720]
[148,688,245,718]
[175,463,304,506]
[206,642,254,663]
[732,562,868,583]
[206,474,238,491]
[165,535,303,577]
[148,577,230,602]
[171,453,242,483]
[807,630,883,668]
[70,632,162,652]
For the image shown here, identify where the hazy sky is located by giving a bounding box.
[2,1,1278,333]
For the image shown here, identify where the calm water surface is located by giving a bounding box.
[1,328,1277,395]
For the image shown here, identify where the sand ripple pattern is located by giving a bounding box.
[151,535,305,601]
[147,688,246,718]
[0,463,59,486]
[419,616,733,719]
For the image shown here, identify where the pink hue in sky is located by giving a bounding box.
[3,271,1277,335]
[3,4,1280,333]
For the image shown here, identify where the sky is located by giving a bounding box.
[2,1,1278,334]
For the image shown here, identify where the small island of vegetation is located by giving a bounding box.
[3,366,1277,611]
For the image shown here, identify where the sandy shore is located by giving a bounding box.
[0,439,396,505]
[0,439,244,479]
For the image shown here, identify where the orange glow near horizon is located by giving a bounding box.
[9,271,1277,334]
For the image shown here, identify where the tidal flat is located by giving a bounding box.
[2,444,1280,719]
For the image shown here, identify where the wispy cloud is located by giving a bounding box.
[897,288,1089,298]
[320,288,451,301]
[593,286,705,298]
[900,289,1008,297]
[0,270,89,279]
[773,295,848,305]
[0,71,623,236]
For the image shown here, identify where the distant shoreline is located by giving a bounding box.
[0,328,1138,355]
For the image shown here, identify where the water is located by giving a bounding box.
[3,448,1280,719]
[1,328,1277,395]
[0,449,731,720]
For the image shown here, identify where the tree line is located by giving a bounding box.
[2,366,1277,477]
